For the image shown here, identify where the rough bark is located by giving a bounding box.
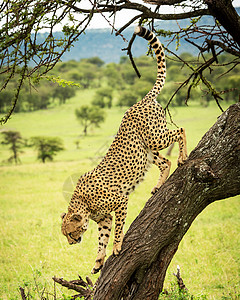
[93,103,240,300]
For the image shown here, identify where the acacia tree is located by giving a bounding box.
[1,130,25,164]
[75,105,105,136]
[2,0,240,299]
[31,136,64,163]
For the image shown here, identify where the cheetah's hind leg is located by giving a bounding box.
[151,152,171,194]
[176,128,187,166]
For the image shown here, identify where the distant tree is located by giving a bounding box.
[57,60,79,72]
[52,85,76,105]
[104,63,123,89]
[133,80,153,99]
[121,65,136,85]
[68,71,83,83]
[92,87,113,108]
[0,90,14,113]
[26,89,51,111]
[92,95,105,108]
[1,131,25,164]
[75,105,105,136]
[78,62,98,89]
[223,75,239,101]
[74,139,81,149]
[117,90,138,107]
[31,136,64,163]
[119,56,129,64]
[83,57,105,67]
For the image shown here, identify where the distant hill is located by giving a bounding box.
[38,7,240,63]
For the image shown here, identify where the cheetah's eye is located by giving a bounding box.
[70,213,82,222]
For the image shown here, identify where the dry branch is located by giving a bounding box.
[173,265,188,291]
[52,276,94,299]
[19,287,27,300]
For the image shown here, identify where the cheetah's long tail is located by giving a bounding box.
[135,26,166,100]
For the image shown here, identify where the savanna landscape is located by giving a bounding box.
[0,52,239,299]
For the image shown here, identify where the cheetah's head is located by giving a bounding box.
[61,210,89,245]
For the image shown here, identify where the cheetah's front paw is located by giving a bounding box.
[177,154,188,166]
[91,257,104,274]
[151,186,159,194]
[113,242,122,256]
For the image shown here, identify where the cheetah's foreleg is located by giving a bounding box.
[91,214,112,274]
[113,200,128,256]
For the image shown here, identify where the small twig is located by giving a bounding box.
[88,0,128,43]
[85,276,94,287]
[199,72,224,112]
[184,37,208,53]
[122,33,141,78]
[122,17,146,79]
[173,265,188,291]
[164,76,192,110]
[19,287,27,300]
[54,279,56,300]
[165,107,179,128]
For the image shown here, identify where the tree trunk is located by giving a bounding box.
[93,103,240,300]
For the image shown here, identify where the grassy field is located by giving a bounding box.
[0,90,239,299]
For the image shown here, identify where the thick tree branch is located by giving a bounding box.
[93,103,240,300]
[97,3,210,20]
[144,0,185,4]
[204,0,240,47]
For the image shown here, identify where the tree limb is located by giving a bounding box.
[97,3,210,20]
[173,265,188,291]
[204,0,240,47]
[19,287,27,300]
[144,0,185,4]
[52,276,94,299]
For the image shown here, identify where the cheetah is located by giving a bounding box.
[61,26,187,274]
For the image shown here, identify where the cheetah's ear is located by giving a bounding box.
[70,213,82,222]
[61,212,66,220]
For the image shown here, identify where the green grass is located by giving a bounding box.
[0,91,239,299]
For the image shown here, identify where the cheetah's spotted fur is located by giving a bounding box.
[61,26,187,274]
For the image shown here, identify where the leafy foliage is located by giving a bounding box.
[0,0,93,124]
[0,51,239,117]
